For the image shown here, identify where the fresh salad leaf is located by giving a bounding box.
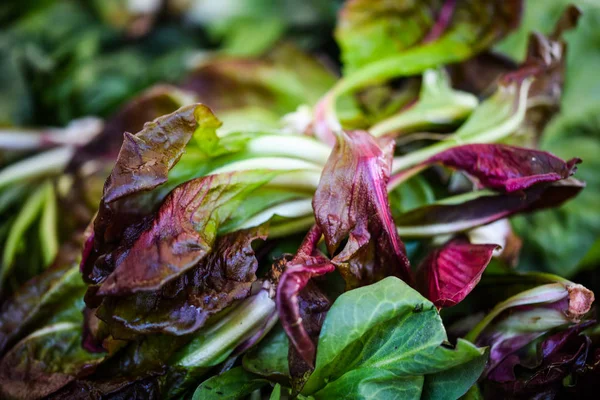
[242,324,291,382]
[0,260,84,355]
[96,226,267,336]
[81,104,220,285]
[313,130,412,287]
[192,367,269,400]
[301,277,487,399]
[395,178,583,237]
[416,238,498,308]
[421,144,580,192]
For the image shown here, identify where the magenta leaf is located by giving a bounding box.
[416,238,498,308]
[313,130,412,288]
[276,226,335,367]
[424,144,581,192]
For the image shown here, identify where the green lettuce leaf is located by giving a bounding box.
[192,367,270,400]
[301,277,487,399]
[336,0,443,74]
[242,324,291,382]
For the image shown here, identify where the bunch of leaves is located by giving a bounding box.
[0,0,598,399]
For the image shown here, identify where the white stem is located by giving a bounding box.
[0,146,74,189]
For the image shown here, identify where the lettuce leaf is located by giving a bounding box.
[313,130,412,288]
[301,277,487,399]
[416,238,498,308]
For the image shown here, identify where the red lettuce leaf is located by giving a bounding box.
[484,322,594,399]
[423,144,581,192]
[94,170,275,297]
[313,130,412,288]
[81,104,221,285]
[416,238,498,308]
[96,225,267,336]
[276,226,335,368]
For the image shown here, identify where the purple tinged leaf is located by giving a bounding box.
[276,226,335,368]
[95,170,276,297]
[288,281,332,393]
[96,225,268,336]
[395,178,584,237]
[423,144,581,192]
[416,238,498,308]
[467,279,594,381]
[46,374,162,400]
[486,322,594,398]
[0,322,106,400]
[81,104,221,285]
[313,130,412,288]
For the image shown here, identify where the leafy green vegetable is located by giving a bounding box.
[243,325,291,381]
[302,277,487,399]
[336,0,443,73]
[192,367,270,400]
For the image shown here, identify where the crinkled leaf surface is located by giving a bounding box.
[96,170,277,296]
[82,104,221,285]
[96,226,267,336]
[302,277,487,399]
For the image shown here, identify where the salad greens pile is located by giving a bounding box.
[0,0,599,399]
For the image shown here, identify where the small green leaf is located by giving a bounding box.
[192,367,269,400]
[422,347,489,400]
[243,324,291,381]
